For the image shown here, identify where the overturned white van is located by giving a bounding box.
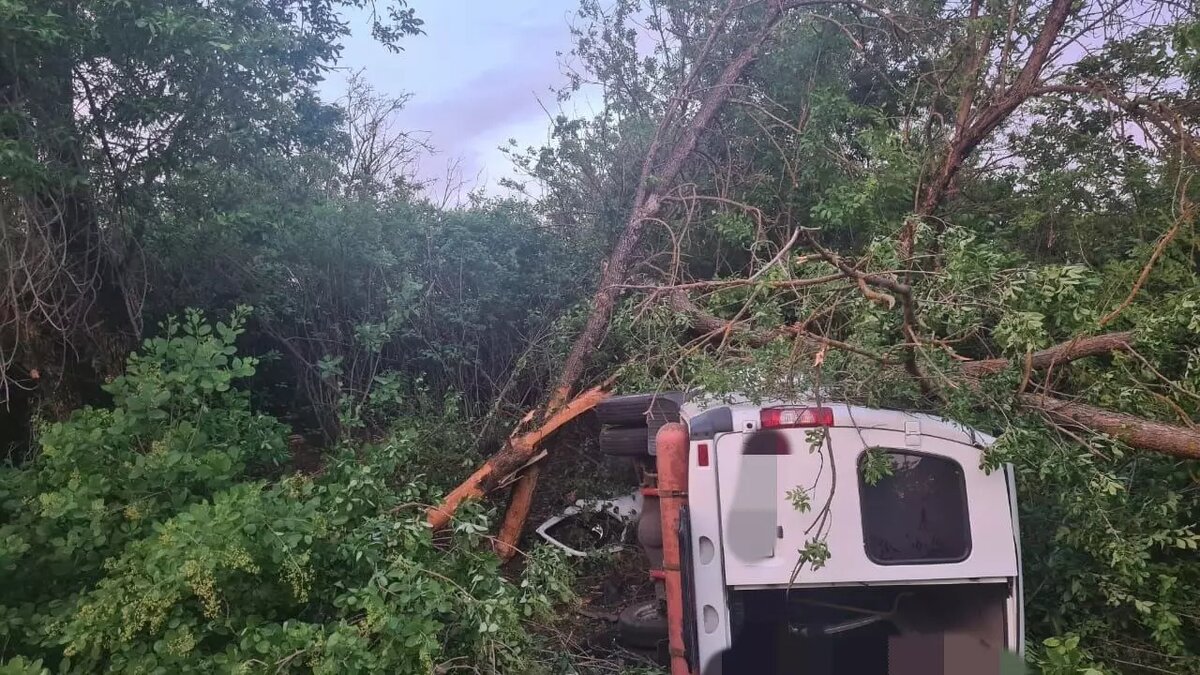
[593,394,1024,675]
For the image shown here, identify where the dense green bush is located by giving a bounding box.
[0,311,573,673]
[139,157,594,438]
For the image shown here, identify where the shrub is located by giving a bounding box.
[0,311,572,673]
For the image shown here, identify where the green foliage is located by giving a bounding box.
[0,314,574,673]
[143,158,591,436]
[858,449,894,487]
[1037,635,1106,675]
[5,0,1200,672]
[535,2,1200,671]
[0,309,287,589]
[785,485,811,513]
[0,657,50,675]
[796,538,831,573]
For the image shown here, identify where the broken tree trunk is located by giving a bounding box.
[492,463,540,559]
[426,386,609,531]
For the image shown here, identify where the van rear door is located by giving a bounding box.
[715,425,1018,588]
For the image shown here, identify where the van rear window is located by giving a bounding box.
[857,450,971,564]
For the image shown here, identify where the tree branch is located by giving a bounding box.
[1022,393,1200,460]
[546,3,792,411]
[917,0,1076,218]
[960,331,1135,377]
[426,386,610,531]
[666,290,894,363]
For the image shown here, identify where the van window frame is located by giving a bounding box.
[855,447,973,566]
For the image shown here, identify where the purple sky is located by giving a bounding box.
[321,0,597,196]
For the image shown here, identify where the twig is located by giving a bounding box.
[1099,195,1193,327]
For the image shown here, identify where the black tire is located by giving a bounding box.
[599,426,650,457]
[618,600,669,649]
[596,393,682,426]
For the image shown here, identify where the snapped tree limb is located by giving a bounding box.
[426,386,609,531]
[668,295,1193,461]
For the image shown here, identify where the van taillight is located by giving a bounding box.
[760,406,833,429]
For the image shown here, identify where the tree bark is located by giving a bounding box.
[1022,393,1200,460]
[960,332,1135,377]
[426,386,609,531]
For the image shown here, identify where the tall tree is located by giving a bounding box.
[0,0,421,414]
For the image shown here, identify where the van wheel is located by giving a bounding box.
[617,600,668,649]
[596,393,681,425]
[599,426,650,456]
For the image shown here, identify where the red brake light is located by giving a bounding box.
[760,406,834,429]
[697,443,710,467]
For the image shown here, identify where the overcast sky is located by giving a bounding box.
[320,0,596,196]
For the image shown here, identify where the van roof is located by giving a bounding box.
[679,396,996,448]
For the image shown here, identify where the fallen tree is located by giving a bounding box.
[463,0,1200,669]
[429,0,1200,577]
[428,0,824,551]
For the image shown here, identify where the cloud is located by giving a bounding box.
[324,1,581,193]
[397,20,570,188]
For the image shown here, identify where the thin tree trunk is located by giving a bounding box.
[442,3,796,547]
[916,0,1075,218]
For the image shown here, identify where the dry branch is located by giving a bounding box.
[618,273,846,293]
[667,290,894,363]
